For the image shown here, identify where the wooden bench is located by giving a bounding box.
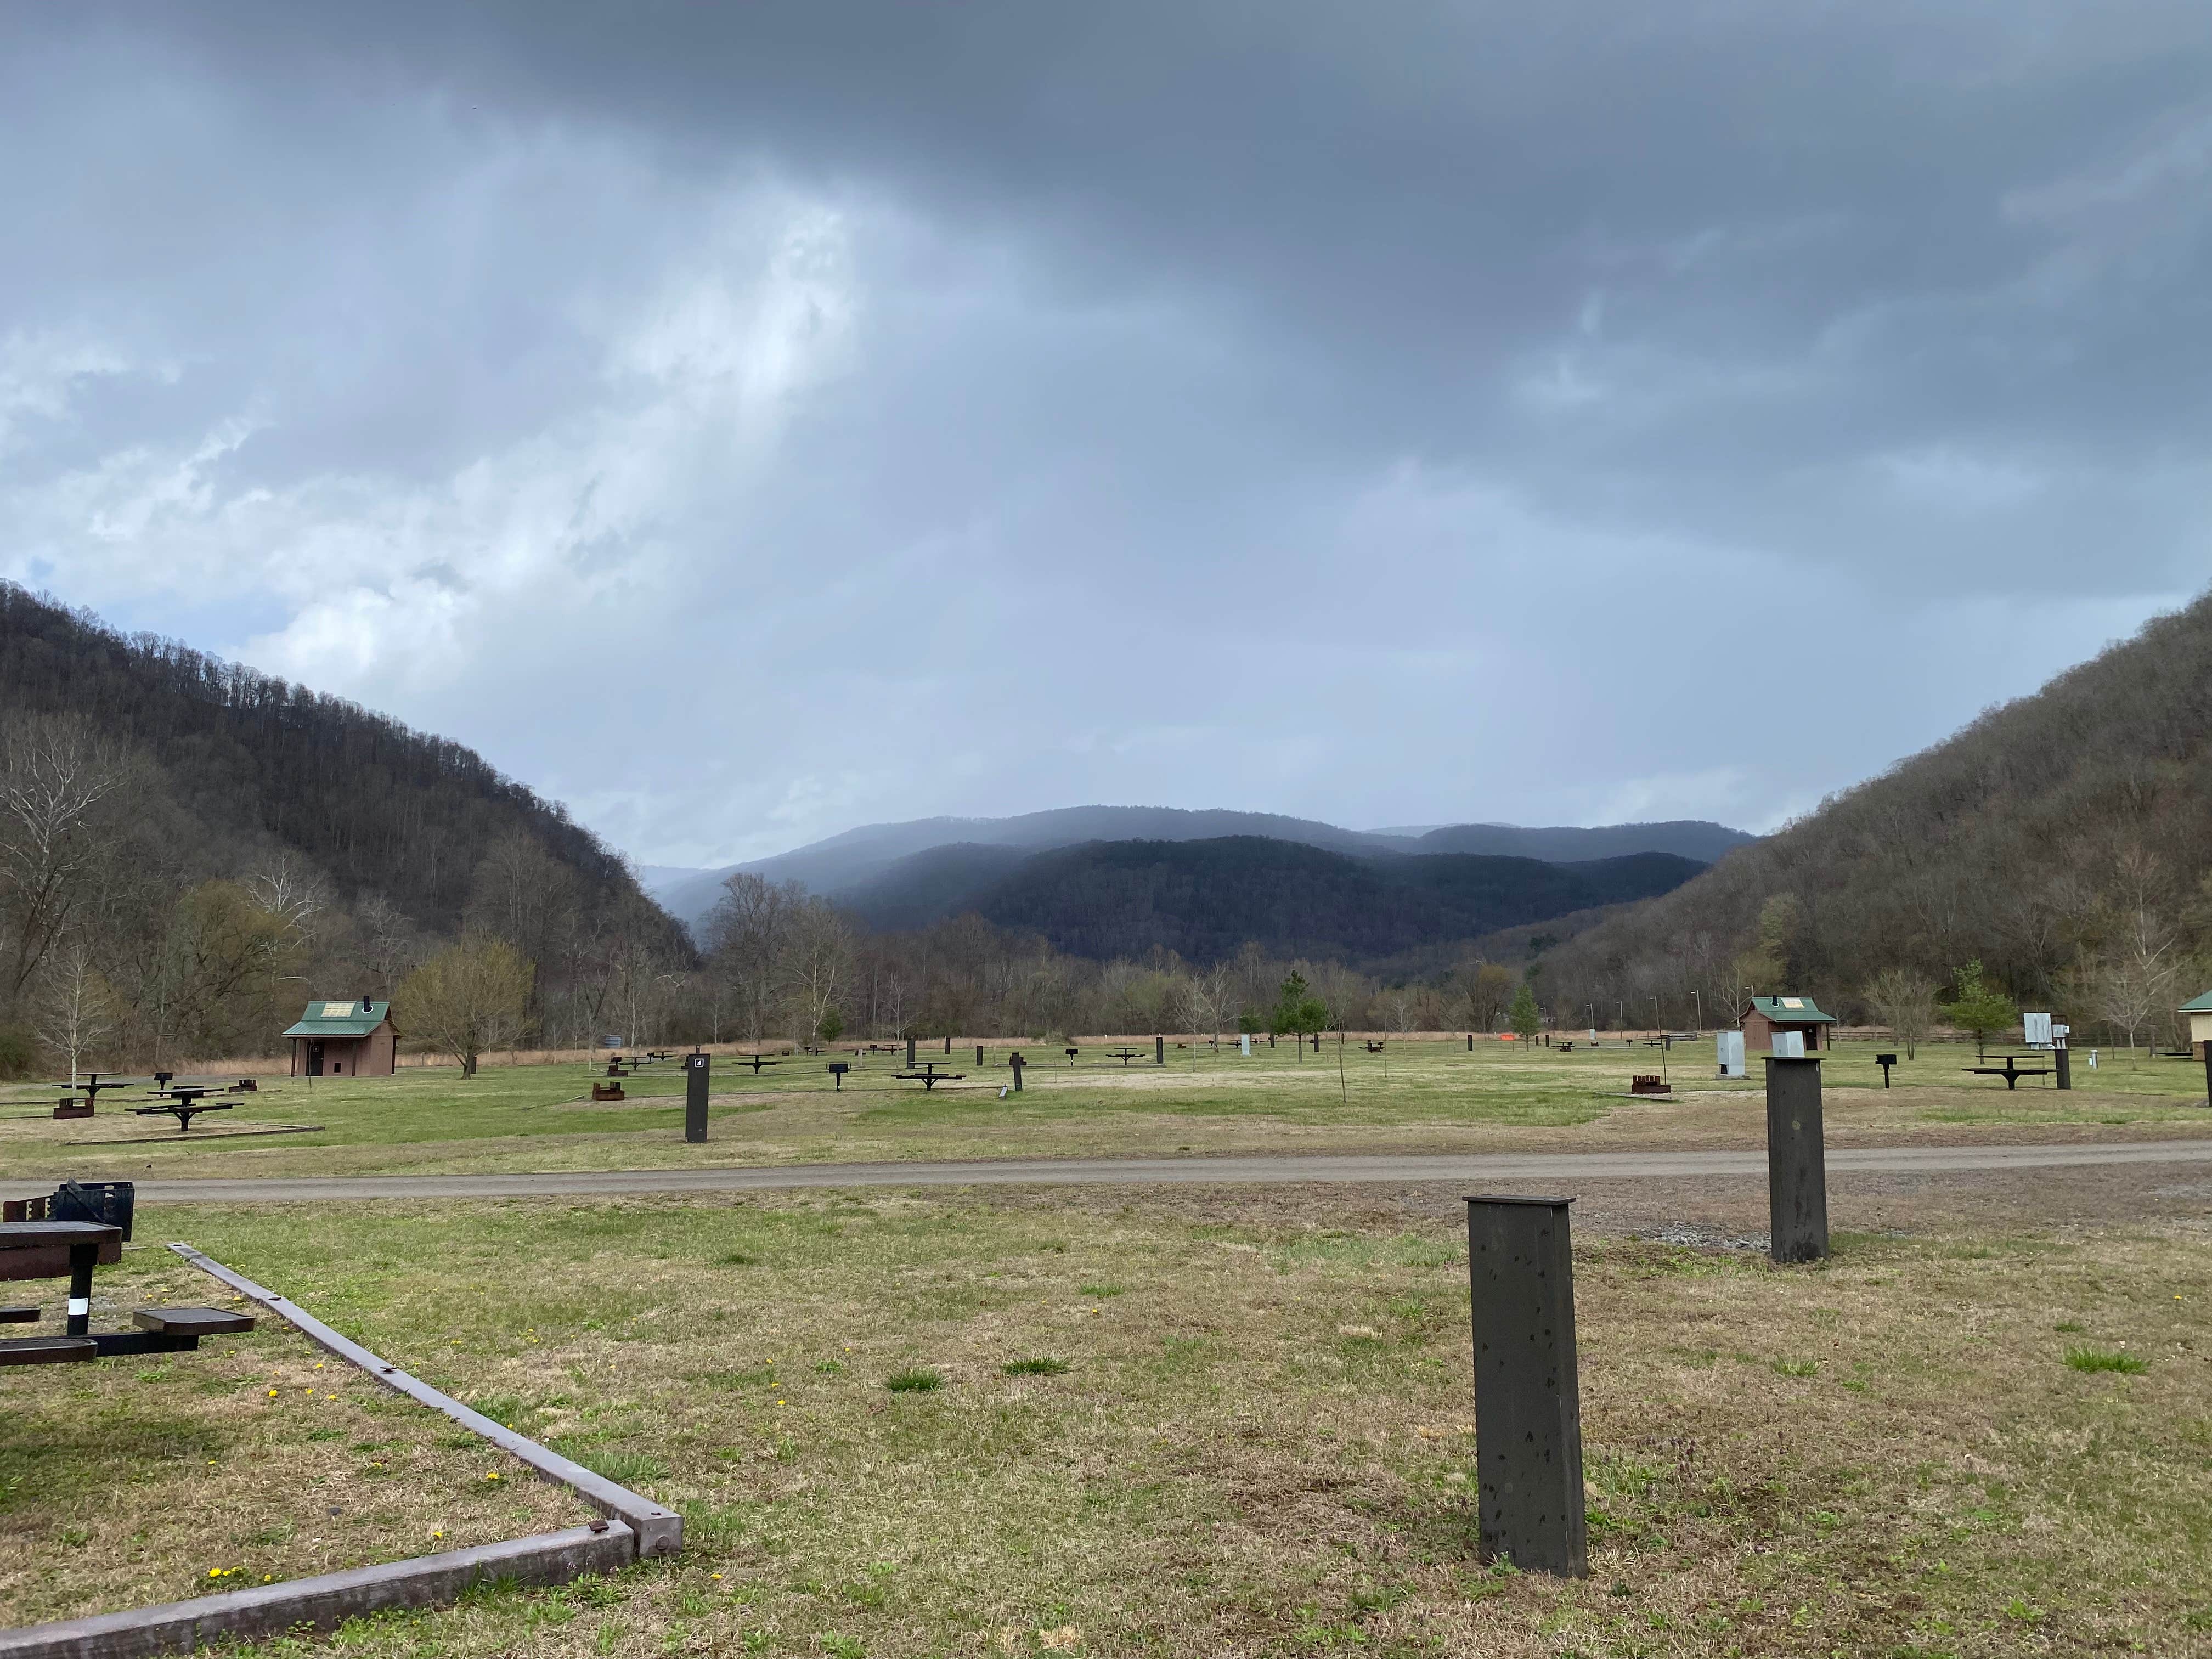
[132,1306,257,1337]
[1629,1074,1670,1095]
[0,1336,96,1367]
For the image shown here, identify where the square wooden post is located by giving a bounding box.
[1764,1056,1828,1262]
[1465,1195,1587,1577]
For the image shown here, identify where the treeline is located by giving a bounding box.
[1530,588,2212,1046]
[0,584,690,1075]
[0,710,691,1075]
[686,871,1528,1049]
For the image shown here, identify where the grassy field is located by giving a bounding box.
[3,1037,2209,1186]
[4,1186,2207,1655]
[0,1240,589,1627]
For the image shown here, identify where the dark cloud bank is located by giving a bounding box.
[4,3,2207,862]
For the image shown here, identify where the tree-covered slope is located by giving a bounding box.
[1534,587,2212,1032]
[0,583,651,929]
[850,835,1703,965]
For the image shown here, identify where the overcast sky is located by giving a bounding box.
[5,4,2207,867]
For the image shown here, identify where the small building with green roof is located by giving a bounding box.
[2178,988,2212,1059]
[1740,995,1837,1054]
[283,997,399,1077]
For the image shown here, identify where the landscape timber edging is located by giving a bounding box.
[0,1521,634,1659]
[167,1242,683,1557]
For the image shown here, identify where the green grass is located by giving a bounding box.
[884,1368,943,1393]
[3,1034,2207,1188]
[5,1192,2203,1654]
[2064,1345,2149,1374]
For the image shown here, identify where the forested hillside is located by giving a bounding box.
[1535,588,2212,1042]
[648,805,1751,928]
[0,584,685,1070]
[840,836,1704,967]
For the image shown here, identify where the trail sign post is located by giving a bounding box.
[684,1051,710,1144]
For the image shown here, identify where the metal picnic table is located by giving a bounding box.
[893,1062,965,1092]
[1963,1054,2050,1090]
[1102,1047,1146,1067]
[132,1085,239,1131]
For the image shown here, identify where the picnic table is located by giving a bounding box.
[894,1062,965,1092]
[1964,1055,2050,1090]
[0,1216,253,1365]
[132,1086,238,1131]
[52,1072,138,1109]
[1363,1041,1386,1054]
[734,1054,785,1075]
[1103,1047,1146,1067]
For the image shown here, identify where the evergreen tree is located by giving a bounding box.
[1509,981,1542,1040]
[1942,960,2018,1062]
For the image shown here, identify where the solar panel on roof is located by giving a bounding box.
[320,1001,358,1018]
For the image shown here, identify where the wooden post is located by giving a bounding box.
[1010,1053,1024,1093]
[1464,1195,1587,1577]
[1155,1034,1165,1065]
[1764,1056,1829,1262]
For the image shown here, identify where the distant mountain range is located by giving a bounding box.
[837,837,1709,967]
[643,805,1753,947]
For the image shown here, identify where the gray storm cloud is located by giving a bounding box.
[3,3,2206,864]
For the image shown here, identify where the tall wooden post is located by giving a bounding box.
[1465,1195,1587,1577]
[1010,1052,1024,1092]
[1764,1056,1828,1262]
[1155,1034,1165,1065]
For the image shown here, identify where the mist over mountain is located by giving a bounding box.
[647,808,1751,932]
[833,836,1706,968]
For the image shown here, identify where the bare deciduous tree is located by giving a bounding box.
[782,899,853,1047]
[0,715,128,1001]
[34,938,112,1087]
[1863,967,1937,1059]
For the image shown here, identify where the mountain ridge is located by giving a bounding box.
[648,807,1753,930]
[828,835,1707,967]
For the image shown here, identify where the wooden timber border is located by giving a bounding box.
[0,1244,681,1659]
[0,1523,634,1659]
[167,1243,681,1555]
